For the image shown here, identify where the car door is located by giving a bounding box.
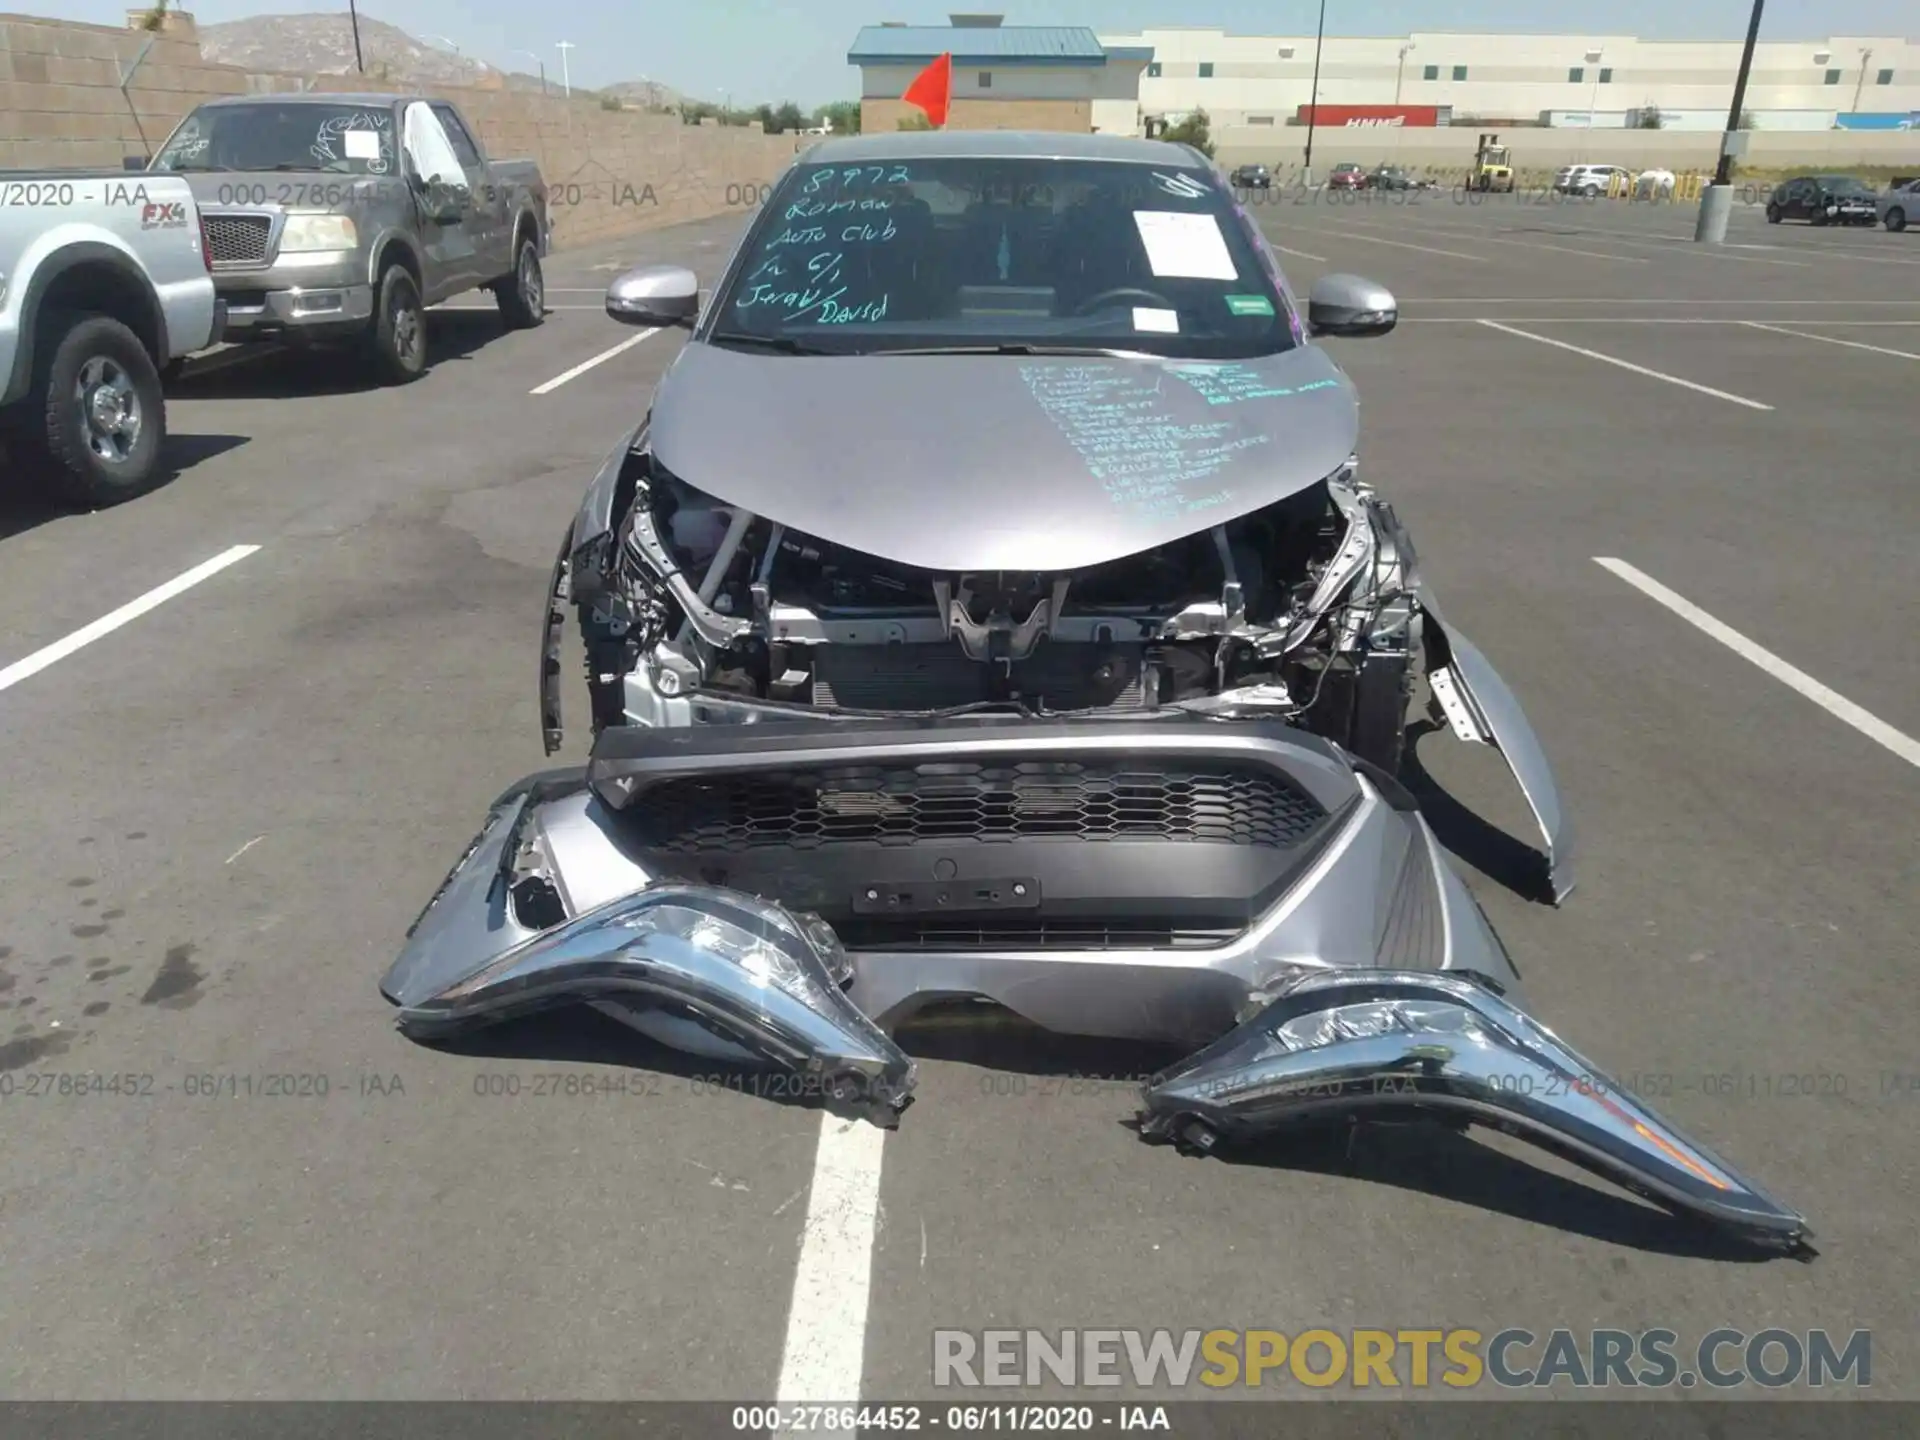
[1785,178,1812,219]
[400,100,479,297]
[429,103,507,284]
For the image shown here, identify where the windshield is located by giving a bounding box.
[151,103,399,175]
[1819,176,1873,195]
[707,155,1300,359]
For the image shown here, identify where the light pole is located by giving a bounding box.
[1394,42,1415,105]
[1695,0,1764,243]
[556,40,574,98]
[1302,0,1328,184]
[346,0,364,73]
[513,48,547,94]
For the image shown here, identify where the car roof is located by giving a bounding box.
[195,93,414,108]
[795,130,1205,166]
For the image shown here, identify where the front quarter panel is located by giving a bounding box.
[1419,587,1575,904]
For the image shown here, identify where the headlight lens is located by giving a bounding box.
[279,214,358,252]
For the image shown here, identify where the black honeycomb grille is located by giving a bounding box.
[631,761,1327,853]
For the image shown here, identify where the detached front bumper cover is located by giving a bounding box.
[1137,970,1810,1253]
[392,884,917,1126]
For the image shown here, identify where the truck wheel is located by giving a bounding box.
[366,263,427,385]
[496,234,546,330]
[1888,207,1908,233]
[28,312,167,510]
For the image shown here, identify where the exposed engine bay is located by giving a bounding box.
[559,437,1422,777]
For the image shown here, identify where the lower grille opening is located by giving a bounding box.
[833,918,1242,952]
[631,760,1328,852]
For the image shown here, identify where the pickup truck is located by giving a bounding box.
[135,93,550,383]
[1,171,224,507]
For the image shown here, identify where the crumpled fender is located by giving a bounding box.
[1417,587,1575,905]
[1137,970,1811,1254]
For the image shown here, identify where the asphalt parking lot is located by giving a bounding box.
[1,187,1916,1410]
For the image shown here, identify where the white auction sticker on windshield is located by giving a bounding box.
[343,129,382,160]
[1133,210,1237,281]
[1132,307,1179,333]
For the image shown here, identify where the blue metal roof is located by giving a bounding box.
[848,25,1108,64]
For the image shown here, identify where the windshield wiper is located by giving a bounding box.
[707,332,834,356]
[881,343,1155,358]
[157,163,236,173]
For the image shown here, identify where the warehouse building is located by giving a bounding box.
[848,14,1152,133]
[1100,27,1920,133]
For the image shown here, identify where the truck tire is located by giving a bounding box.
[365,263,427,385]
[26,311,168,510]
[495,234,546,330]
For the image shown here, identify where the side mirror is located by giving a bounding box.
[607,264,701,329]
[1307,273,1398,339]
[123,155,148,171]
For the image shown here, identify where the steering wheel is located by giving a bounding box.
[1072,286,1176,318]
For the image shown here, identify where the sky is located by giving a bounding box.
[61,1,1920,108]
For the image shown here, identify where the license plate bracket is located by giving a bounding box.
[852,878,1041,915]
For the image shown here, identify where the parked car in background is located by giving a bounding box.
[1229,163,1272,190]
[1554,164,1632,198]
[1326,163,1367,191]
[1877,178,1918,232]
[1364,165,1413,190]
[1,170,224,506]
[1767,175,1879,226]
[138,93,550,383]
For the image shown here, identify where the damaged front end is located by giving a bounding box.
[1137,970,1810,1253]
[388,428,1802,1253]
[544,427,1571,902]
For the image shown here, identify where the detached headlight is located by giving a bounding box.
[279,213,358,252]
[1137,970,1810,1252]
[394,883,916,1124]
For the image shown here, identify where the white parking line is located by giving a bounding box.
[1346,216,1649,263]
[0,545,260,694]
[1304,227,1488,262]
[1476,320,1773,409]
[1596,559,1920,770]
[530,328,662,394]
[1273,244,1329,262]
[1555,230,1813,268]
[1741,321,1920,361]
[775,1114,887,1421]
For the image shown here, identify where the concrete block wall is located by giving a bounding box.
[0,14,804,247]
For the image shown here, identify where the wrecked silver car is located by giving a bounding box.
[383,132,1807,1251]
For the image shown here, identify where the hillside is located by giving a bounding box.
[194,11,667,99]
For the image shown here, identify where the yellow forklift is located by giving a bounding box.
[1469,133,1516,192]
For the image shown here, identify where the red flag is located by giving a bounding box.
[902,51,952,128]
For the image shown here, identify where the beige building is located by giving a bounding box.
[1102,28,1920,132]
[849,14,1151,134]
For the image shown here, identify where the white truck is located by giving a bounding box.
[1,171,224,507]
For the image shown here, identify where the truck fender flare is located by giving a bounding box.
[3,241,166,407]
[363,229,425,292]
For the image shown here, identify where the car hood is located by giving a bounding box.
[646,342,1359,572]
